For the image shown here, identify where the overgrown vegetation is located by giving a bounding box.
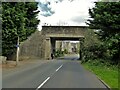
[0,2,2,56]
[54,49,68,58]
[54,49,64,58]
[82,2,119,89]
[2,2,40,59]
[82,2,120,65]
[63,49,69,54]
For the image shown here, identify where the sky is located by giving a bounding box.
[36,0,98,31]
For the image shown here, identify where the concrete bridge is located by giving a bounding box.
[19,26,88,60]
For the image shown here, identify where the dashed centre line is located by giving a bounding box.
[56,64,63,72]
[36,77,50,90]
[36,64,63,89]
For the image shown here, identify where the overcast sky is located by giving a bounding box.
[36,0,98,30]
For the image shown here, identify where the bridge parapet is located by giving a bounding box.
[41,26,87,36]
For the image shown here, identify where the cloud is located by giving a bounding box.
[38,1,54,17]
[72,17,87,24]
[37,0,65,17]
[37,0,98,29]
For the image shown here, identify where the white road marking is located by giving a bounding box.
[36,64,63,89]
[36,77,50,89]
[56,64,63,72]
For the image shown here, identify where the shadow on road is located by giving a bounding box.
[56,54,80,61]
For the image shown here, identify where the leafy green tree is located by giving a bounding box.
[86,2,120,64]
[2,2,40,59]
[25,2,40,39]
[0,2,2,56]
[87,2,120,38]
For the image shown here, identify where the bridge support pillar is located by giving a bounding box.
[79,39,84,60]
[45,38,51,60]
[51,38,56,58]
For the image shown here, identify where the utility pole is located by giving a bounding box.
[16,36,19,66]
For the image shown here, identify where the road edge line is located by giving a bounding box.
[81,63,111,90]
[97,76,111,90]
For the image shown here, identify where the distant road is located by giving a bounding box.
[2,54,108,89]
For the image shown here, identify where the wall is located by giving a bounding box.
[19,26,87,60]
[19,31,45,60]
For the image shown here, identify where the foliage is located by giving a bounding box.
[63,49,68,54]
[87,2,120,34]
[103,33,120,64]
[0,2,1,21]
[2,2,40,59]
[0,2,1,55]
[54,49,69,58]
[82,29,106,61]
[54,49,64,58]
[82,2,119,88]
[84,2,120,65]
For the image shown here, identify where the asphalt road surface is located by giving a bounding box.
[2,54,108,89]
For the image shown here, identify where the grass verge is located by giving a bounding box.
[82,60,118,89]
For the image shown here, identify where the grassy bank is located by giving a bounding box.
[82,60,118,89]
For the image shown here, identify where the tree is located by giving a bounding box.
[25,2,40,38]
[0,2,2,56]
[86,2,120,64]
[2,2,40,59]
[87,2,120,38]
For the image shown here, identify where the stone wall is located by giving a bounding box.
[19,31,45,60]
[19,26,87,60]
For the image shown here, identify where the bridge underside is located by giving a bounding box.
[50,37,83,41]
[44,36,84,60]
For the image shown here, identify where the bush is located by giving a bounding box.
[63,49,68,54]
[103,33,120,65]
[82,29,104,61]
[54,49,64,58]
[83,44,106,59]
[82,29,119,65]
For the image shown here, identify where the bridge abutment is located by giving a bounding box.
[44,38,51,60]
[50,38,56,56]
[19,26,87,60]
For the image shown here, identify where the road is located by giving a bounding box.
[2,54,108,89]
